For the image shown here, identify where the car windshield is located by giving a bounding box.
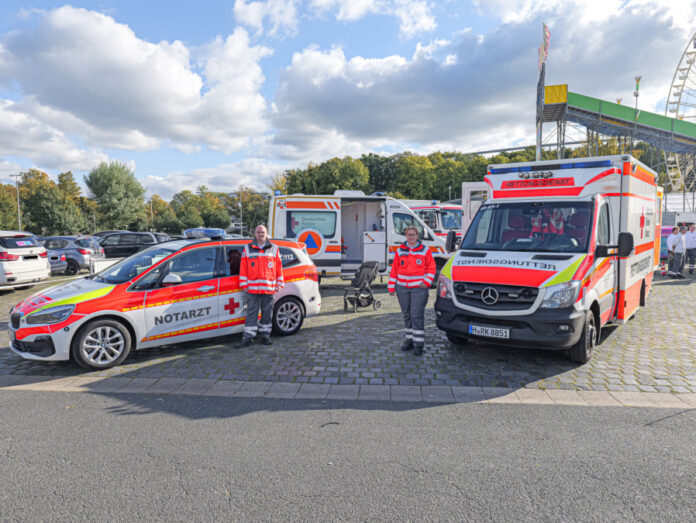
[460,201,593,253]
[94,245,176,284]
[441,209,462,230]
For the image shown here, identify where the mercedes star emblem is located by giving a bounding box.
[481,287,499,305]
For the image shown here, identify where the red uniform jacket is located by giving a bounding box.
[388,241,436,292]
[239,240,284,294]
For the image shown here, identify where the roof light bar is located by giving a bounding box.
[489,159,612,175]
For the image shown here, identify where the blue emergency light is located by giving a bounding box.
[184,228,226,239]
[489,159,612,175]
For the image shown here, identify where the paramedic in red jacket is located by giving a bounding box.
[236,224,284,348]
[388,226,436,356]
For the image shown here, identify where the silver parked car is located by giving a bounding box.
[39,236,105,275]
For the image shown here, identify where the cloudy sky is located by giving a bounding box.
[0,0,693,198]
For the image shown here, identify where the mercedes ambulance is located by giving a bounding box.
[268,191,449,278]
[435,155,661,363]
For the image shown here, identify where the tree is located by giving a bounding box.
[84,162,146,230]
[149,195,181,234]
[392,154,434,199]
[269,173,287,194]
[195,186,231,228]
[57,171,82,202]
[361,153,397,193]
[226,187,269,235]
[23,183,85,234]
[0,185,18,229]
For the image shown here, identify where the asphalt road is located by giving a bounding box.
[1,392,695,521]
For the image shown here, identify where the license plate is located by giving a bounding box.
[469,324,510,339]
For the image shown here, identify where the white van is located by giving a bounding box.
[268,191,449,277]
[0,232,50,288]
[436,155,661,363]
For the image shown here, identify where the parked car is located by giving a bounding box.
[98,232,171,259]
[39,236,105,275]
[0,231,50,287]
[93,230,128,238]
[9,238,321,369]
[47,251,68,275]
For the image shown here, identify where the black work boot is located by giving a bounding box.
[413,344,424,356]
[235,337,254,349]
[400,340,413,351]
[260,336,272,346]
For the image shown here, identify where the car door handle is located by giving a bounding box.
[197,285,216,292]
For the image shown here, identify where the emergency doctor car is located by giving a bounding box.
[9,238,321,369]
[435,155,661,363]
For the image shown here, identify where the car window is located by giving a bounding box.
[119,234,138,245]
[597,204,611,246]
[75,238,94,248]
[98,245,176,284]
[165,247,218,284]
[100,235,120,246]
[279,247,299,268]
[0,236,42,249]
[286,211,337,238]
[392,213,425,238]
[136,234,154,245]
[222,246,244,276]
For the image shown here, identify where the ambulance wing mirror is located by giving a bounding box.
[617,232,634,257]
[445,230,458,253]
[161,273,182,287]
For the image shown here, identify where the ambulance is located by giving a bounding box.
[268,191,449,278]
[403,200,464,239]
[9,237,321,369]
[435,155,661,363]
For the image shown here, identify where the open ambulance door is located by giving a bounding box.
[281,196,342,276]
[461,182,491,234]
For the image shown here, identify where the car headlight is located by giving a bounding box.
[25,305,75,325]
[540,281,581,309]
[438,273,453,299]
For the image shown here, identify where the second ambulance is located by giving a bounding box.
[435,155,661,363]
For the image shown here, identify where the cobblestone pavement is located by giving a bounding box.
[1,273,695,395]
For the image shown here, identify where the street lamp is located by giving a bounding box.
[10,173,22,231]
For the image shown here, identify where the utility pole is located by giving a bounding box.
[238,190,243,236]
[10,173,22,231]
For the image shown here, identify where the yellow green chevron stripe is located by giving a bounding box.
[26,285,116,315]
[543,255,586,287]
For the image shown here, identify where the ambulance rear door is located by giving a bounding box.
[461,182,491,234]
[284,196,342,276]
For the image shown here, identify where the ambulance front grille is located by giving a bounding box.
[453,282,538,311]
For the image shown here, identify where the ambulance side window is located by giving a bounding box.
[163,247,218,284]
[597,204,611,246]
[222,246,244,277]
[392,213,425,239]
[286,211,336,238]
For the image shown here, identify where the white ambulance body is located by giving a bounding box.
[435,155,661,363]
[268,191,448,277]
[403,200,464,239]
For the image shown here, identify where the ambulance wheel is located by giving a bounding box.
[569,311,596,364]
[447,333,468,346]
[71,319,132,370]
[272,297,305,336]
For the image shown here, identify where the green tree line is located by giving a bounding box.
[0,140,658,236]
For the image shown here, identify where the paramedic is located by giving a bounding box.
[685,224,696,275]
[388,226,436,356]
[667,226,686,278]
[236,224,284,348]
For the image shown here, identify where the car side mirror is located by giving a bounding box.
[161,273,182,287]
[445,230,457,253]
[617,232,634,258]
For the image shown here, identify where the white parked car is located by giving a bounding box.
[0,231,50,288]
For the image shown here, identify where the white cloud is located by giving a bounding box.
[139,158,288,198]
[0,6,271,159]
[233,0,299,37]
[269,0,694,162]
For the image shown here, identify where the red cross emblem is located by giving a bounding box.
[224,297,240,315]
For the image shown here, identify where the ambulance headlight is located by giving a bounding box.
[438,273,453,299]
[540,281,581,309]
[25,305,75,325]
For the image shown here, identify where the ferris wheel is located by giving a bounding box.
[665,31,696,193]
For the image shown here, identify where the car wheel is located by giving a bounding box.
[446,333,468,346]
[72,319,132,369]
[272,297,305,336]
[64,260,80,276]
[569,311,596,364]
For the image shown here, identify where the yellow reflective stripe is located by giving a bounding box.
[441,256,454,280]
[26,285,116,316]
[543,255,586,287]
